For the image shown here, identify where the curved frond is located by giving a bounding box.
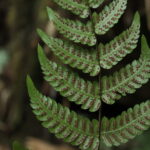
[47,7,96,46]
[26,76,99,150]
[27,78,150,148]
[101,100,150,146]
[51,0,90,18]
[88,0,104,8]
[37,29,100,76]
[99,12,140,69]
[93,0,127,35]
[38,45,101,112]
[101,36,150,104]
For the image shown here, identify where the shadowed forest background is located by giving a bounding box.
[0,0,150,150]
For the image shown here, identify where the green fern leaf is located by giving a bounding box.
[93,0,127,35]
[37,29,100,76]
[88,0,104,8]
[38,45,101,112]
[101,100,150,146]
[47,7,96,46]
[99,12,140,69]
[27,77,150,148]
[101,36,150,104]
[27,76,99,150]
[51,0,90,18]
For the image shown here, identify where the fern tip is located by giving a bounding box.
[133,11,140,24]
[36,28,43,36]
[26,75,32,88]
[37,44,42,50]
[26,75,35,97]
[141,34,147,42]
[141,35,150,57]
[134,11,140,18]
[26,75,40,102]
[37,44,44,58]
[37,45,49,68]
[46,7,55,20]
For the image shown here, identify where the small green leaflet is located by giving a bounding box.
[47,7,96,46]
[51,0,90,18]
[27,76,100,150]
[93,0,127,35]
[37,29,100,76]
[38,45,101,112]
[101,100,150,146]
[88,0,104,8]
[99,12,140,69]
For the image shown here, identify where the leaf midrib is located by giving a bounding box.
[102,58,147,94]
[51,40,98,66]
[52,14,94,37]
[45,63,100,99]
[101,27,138,60]
[38,96,99,138]
[102,109,150,135]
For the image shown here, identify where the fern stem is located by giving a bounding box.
[97,44,103,150]
[90,9,103,150]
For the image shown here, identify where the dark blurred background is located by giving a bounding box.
[0,0,150,150]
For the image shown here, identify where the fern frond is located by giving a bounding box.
[51,0,90,18]
[88,0,104,8]
[101,36,150,104]
[27,78,150,148]
[101,100,150,147]
[38,45,101,112]
[37,29,100,76]
[47,7,96,46]
[99,12,140,69]
[27,76,100,150]
[93,0,127,35]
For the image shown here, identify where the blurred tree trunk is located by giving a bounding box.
[145,0,150,31]
[1,0,40,133]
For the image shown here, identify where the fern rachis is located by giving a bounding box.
[27,0,150,150]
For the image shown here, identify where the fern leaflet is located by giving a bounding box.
[38,45,101,112]
[51,0,90,18]
[27,77,150,148]
[88,0,104,8]
[101,100,150,146]
[37,29,100,76]
[47,7,96,46]
[27,76,100,150]
[101,36,150,104]
[99,12,140,69]
[93,0,127,35]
